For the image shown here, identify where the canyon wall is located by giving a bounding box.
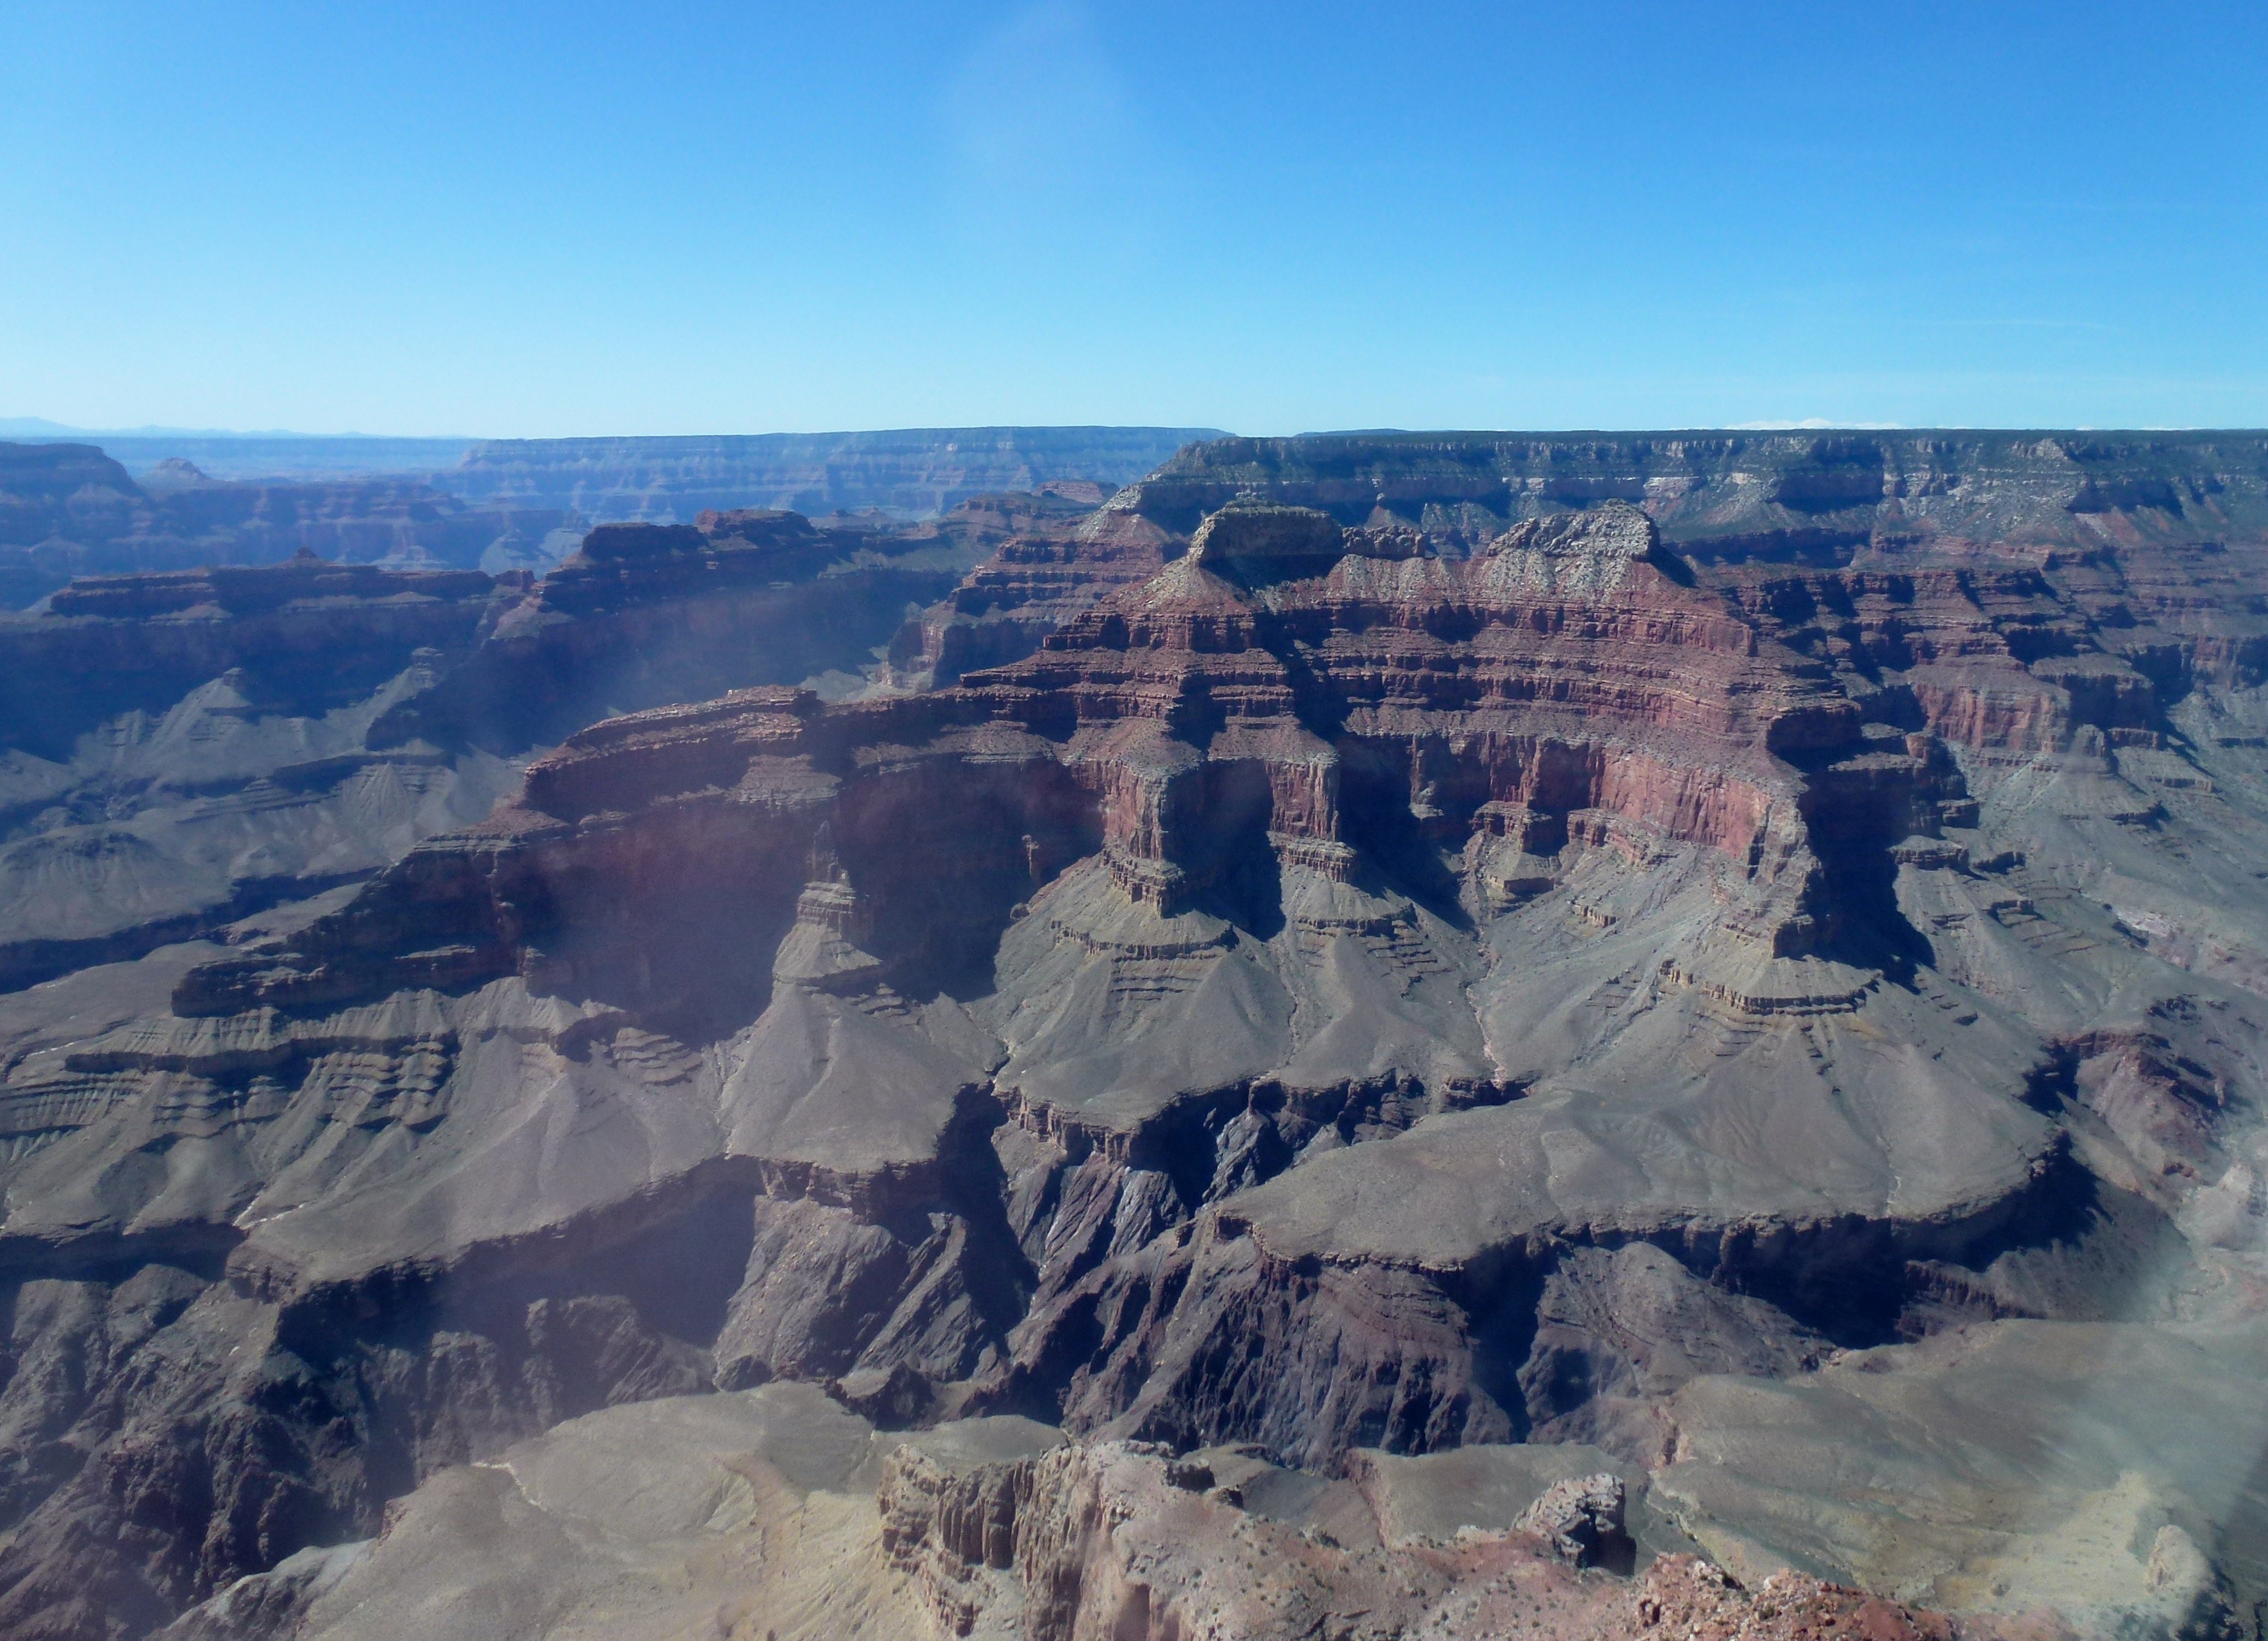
[0,443,562,608]
[438,427,1222,522]
[0,496,1041,995]
[0,435,2264,1637]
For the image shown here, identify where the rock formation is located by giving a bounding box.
[0,496,1052,993]
[53,438,483,485]
[1121,431,2268,558]
[0,432,2264,1638]
[439,427,1222,522]
[0,442,563,608]
[154,1386,2016,1641]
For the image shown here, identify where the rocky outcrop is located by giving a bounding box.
[141,1390,2020,1641]
[365,507,991,751]
[877,1433,1617,1640]
[878,1432,2019,1641]
[1511,1472,1635,1569]
[0,493,1105,996]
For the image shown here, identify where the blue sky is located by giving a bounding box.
[3,1,2263,436]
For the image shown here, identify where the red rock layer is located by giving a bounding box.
[179,503,1962,1016]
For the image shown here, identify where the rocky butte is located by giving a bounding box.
[0,430,2261,1639]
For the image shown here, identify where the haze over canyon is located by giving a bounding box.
[0,425,2263,1641]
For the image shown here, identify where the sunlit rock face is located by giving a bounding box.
[5,433,2268,1638]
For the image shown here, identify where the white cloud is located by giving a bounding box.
[1727,418,1907,430]
[937,2,1162,249]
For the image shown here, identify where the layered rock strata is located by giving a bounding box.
[2,445,2267,1637]
[439,427,1221,522]
[0,442,563,608]
[0,497,1072,995]
[881,429,2268,725]
[1122,431,2268,557]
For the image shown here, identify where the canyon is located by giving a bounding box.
[0,429,2264,1639]
[0,427,1212,608]
[0,443,565,608]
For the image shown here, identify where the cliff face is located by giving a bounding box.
[0,497,1037,996]
[365,506,996,752]
[877,430,2268,712]
[2,437,2267,1638]
[1,556,501,754]
[879,495,1181,689]
[0,443,565,609]
[440,427,1223,521]
[1124,431,2268,551]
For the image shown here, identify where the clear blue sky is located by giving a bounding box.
[4,1,2263,436]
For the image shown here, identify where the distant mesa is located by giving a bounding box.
[0,425,1221,609]
[438,425,1224,521]
[137,455,213,489]
[1186,498,1350,578]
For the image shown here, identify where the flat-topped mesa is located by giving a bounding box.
[1187,499,1351,580]
[40,551,495,620]
[689,507,821,543]
[524,516,836,615]
[572,521,710,561]
[0,553,509,759]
